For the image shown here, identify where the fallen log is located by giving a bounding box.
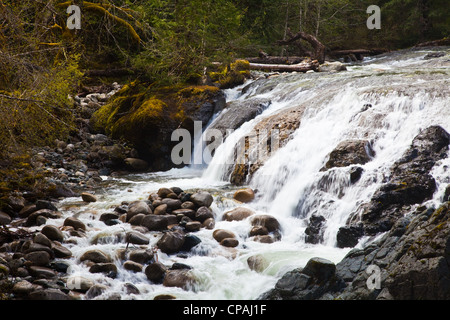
[246,56,306,65]
[328,48,389,60]
[249,60,319,73]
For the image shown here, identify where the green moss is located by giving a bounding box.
[208,59,251,89]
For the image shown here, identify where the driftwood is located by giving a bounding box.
[249,60,319,73]
[277,30,326,64]
[415,38,450,47]
[328,48,389,60]
[246,56,306,65]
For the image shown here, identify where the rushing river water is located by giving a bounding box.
[53,47,450,300]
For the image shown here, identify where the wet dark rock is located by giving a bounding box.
[157,230,185,254]
[180,234,202,252]
[336,224,364,248]
[80,249,111,263]
[41,225,64,242]
[304,215,326,244]
[63,217,86,231]
[345,125,450,240]
[145,262,167,283]
[163,269,194,290]
[322,139,374,170]
[190,191,213,208]
[140,215,168,231]
[29,288,71,300]
[261,257,341,300]
[208,99,271,139]
[125,231,150,245]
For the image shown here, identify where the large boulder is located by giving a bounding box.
[90,82,225,171]
[260,257,340,300]
[322,139,374,170]
[342,125,450,241]
[223,207,255,221]
[233,188,255,203]
[157,231,185,254]
[190,191,213,208]
[229,104,306,185]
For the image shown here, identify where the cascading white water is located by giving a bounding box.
[56,48,450,300]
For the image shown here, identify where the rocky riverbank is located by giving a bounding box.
[260,125,450,300]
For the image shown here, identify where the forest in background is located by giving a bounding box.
[0,0,448,193]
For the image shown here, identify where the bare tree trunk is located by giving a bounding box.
[277,30,325,64]
[249,60,319,72]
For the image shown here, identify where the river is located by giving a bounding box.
[53,47,450,300]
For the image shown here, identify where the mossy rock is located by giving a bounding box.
[209,59,251,89]
[90,81,225,171]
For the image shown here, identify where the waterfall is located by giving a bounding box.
[56,47,450,300]
[202,48,450,247]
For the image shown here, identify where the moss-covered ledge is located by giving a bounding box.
[89,81,226,171]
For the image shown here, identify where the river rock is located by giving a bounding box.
[202,217,215,230]
[247,255,269,272]
[26,209,61,226]
[233,188,255,203]
[141,215,168,231]
[153,204,168,215]
[123,260,143,273]
[220,238,239,247]
[185,221,202,232]
[190,191,213,207]
[229,104,305,185]
[89,262,118,274]
[29,288,71,300]
[161,198,182,212]
[163,269,194,290]
[181,234,202,252]
[81,192,97,203]
[67,276,94,292]
[344,125,450,240]
[52,244,72,258]
[128,249,154,264]
[28,266,57,279]
[124,158,149,171]
[157,187,173,198]
[318,61,347,72]
[0,211,11,225]
[128,213,145,225]
[250,215,280,233]
[127,201,152,220]
[125,231,150,245]
[85,284,108,298]
[33,232,52,248]
[24,251,51,267]
[12,280,40,295]
[213,229,236,243]
[223,207,254,221]
[18,204,37,218]
[195,206,214,222]
[41,225,64,242]
[304,215,326,244]
[157,231,185,254]
[145,262,167,283]
[64,217,86,231]
[249,226,268,236]
[322,139,374,170]
[80,249,111,263]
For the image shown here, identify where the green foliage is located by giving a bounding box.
[129,0,246,84]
